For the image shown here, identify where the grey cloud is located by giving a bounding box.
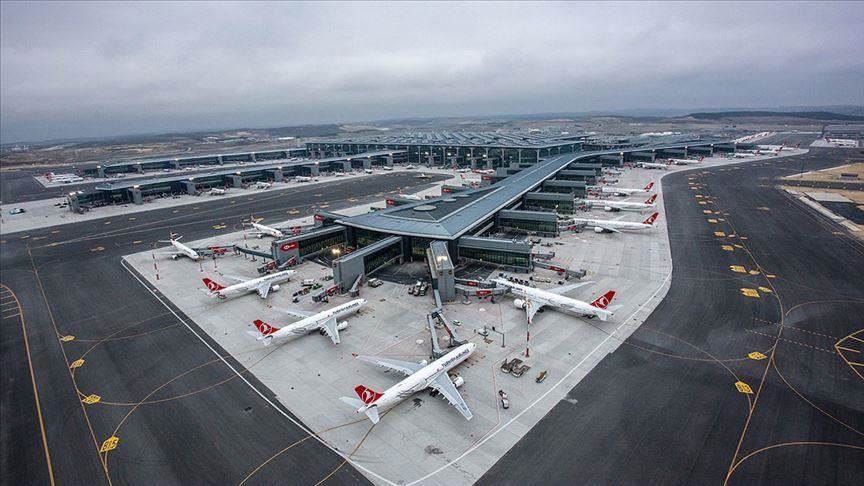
[2,1,863,142]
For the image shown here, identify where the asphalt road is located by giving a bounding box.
[480,148,864,485]
[0,171,446,485]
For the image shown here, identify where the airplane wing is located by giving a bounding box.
[596,224,623,234]
[356,355,424,377]
[429,372,473,420]
[256,281,273,299]
[276,307,315,319]
[223,275,248,283]
[546,280,594,295]
[318,317,340,344]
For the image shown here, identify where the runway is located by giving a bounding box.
[0,171,446,484]
[480,148,864,484]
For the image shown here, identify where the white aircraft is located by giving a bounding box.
[253,181,272,189]
[455,168,471,173]
[158,235,201,260]
[473,169,495,175]
[667,157,704,165]
[491,278,618,324]
[825,137,857,147]
[584,194,657,212]
[245,217,285,238]
[249,298,367,345]
[202,269,296,300]
[602,168,623,175]
[567,212,660,233]
[339,342,476,424]
[637,161,669,170]
[397,193,423,201]
[415,173,431,179]
[294,176,313,182]
[381,166,394,171]
[405,164,417,170]
[208,188,227,196]
[600,181,654,196]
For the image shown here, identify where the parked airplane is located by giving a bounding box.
[825,137,858,147]
[253,181,272,189]
[340,342,476,423]
[600,181,654,196]
[584,194,657,212]
[491,278,618,324]
[294,176,313,182]
[473,169,495,174]
[245,217,285,238]
[397,193,423,201]
[637,161,670,170]
[249,298,367,345]
[667,156,704,165]
[202,269,296,299]
[567,212,660,233]
[158,234,201,260]
[381,166,394,171]
[415,173,431,179]
[208,188,227,196]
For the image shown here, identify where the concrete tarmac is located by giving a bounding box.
[479,148,864,485]
[0,171,445,484]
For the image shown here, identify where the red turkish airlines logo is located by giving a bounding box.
[314,214,324,221]
[595,295,609,307]
[361,388,376,404]
[259,323,272,335]
[280,242,298,252]
[206,281,220,291]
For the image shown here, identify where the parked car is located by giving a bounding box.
[9,208,25,215]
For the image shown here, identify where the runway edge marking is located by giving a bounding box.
[118,259,395,486]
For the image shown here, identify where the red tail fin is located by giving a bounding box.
[699,156,704,162]
[643,181,654,191]
[253,319,279,336]
[645,194,657,205]
[643,212,659,225]
[355,385,383,405]
[202,278,225,291]
[591,291,616,309]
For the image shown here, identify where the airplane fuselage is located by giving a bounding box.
[209,270,295,299]
[171,240,200,260]
[362,343,475,414]
[492,279,611,320]
[269,299,367,342]
[251,221,284,238]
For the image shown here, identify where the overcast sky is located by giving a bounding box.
[2,1,863,143]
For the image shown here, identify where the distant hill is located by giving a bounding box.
[683,111,864,122]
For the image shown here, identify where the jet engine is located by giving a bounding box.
[271,284,281,292]
[594,226,606,233]
[603,206,620,212]
[336,321,349,331]
[449,373,465,388]
[514,298,528,309]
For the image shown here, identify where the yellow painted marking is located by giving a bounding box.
[288,210,300,214]
[51,230,60,234]
[707,218,718,223]
[20,235,31,240]
[99,436,119,453]
[59,335,75,342]
[49,242,59,247]
[758,286,773,294]
[748,270,760,275]
[104,221,111,225]
[33,236,47,241]
[82,394,101,405]
[757,206,771,211]
[730,265,746,273]
[314,193,323,197]
[740,236,748,240]
[766,274,776,279]
[735,381,753,394]
[748,351,767,360]
[836,346,859,354]
[695,195,703,198]
[699,201,707,205]
[128,217,136,221]
[703,210,713,214]
[172,210,179,214]
[132,240,142,244]
[740,288,760,298]
[90,246,105,252]
[714,231,726,237]
[734,244,743,249]
[718,218,726,222]
[721,245,734,251]
[211,224,227,230]
[70,358,85,369]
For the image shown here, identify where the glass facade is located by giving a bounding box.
[525,198,575,211]
[364,241,402,273]
[355,229,387,248]
[499,217,558,234]
[458,246,530,269]
[299,231,345,256]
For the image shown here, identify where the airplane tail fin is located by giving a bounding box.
[645,194,657,205]
[644,181,654,191]
[354,385,383,405]
[699,156,704,162]
[591,290,616,310]
[364,405,380,424]
[202,278,226,291]
[643,212,660,225]
[252,319,279,336]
